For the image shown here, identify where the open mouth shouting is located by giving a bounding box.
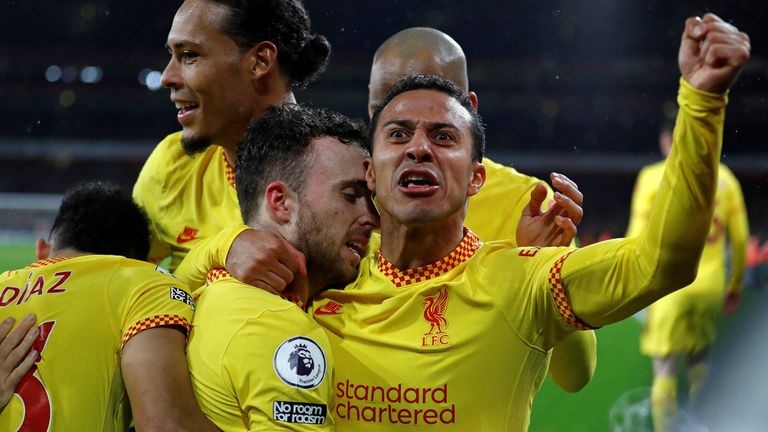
[397,168,440,197]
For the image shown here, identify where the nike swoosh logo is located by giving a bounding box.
[176,234,197,244]
[314,302,343,315]
[176,227,199,244]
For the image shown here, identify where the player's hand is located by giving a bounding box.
[516,173,583,247]
[724,291,741,316]
[679,13,751,94]
[226,229,307,295]
[0,314,39,410]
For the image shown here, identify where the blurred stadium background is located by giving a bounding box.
[1,1,766,430]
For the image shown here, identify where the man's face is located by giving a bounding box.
[295,136,379,289]
[162,0,259,153]
[368,90,485,226]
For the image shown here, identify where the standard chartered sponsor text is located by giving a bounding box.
[335,380,455,425]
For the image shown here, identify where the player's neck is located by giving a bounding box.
[379,217,465,270]
[218,90,297,168]
[47,248,90,259]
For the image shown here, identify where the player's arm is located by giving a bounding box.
[122,327,219,432]
[0,315,38,410]
[547,330,597,393]
[517,173,583,248]
[724,169,750,314]
[174,224,250,289]
[175,224,306,295]
[553,14,749,329]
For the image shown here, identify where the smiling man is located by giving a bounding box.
[310,13,750,431]
[133,0,331,271]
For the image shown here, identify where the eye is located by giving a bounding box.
[180,51,198,64]
[434,131,455,142]
[341,185,370,203]
[387,128,409,140]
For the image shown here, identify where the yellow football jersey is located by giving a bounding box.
[313,232,580,431]
[467,158,545,242]
[628,161,749,355]
[187,270,335,431]
[0,255,194,431]
[311,78,726,431]
[133,132,241,271]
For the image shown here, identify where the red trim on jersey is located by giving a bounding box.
[206,268,230,285]
[547,252,593,330]
[222,149,236,189]
[121,314,192,348]
[26,257,71,268]
[205,268,305,309]
[377,228,482,287]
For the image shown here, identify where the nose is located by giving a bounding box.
[160,57,180,90]
[405,130,433,163]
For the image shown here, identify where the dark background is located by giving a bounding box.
[0,0,765,238]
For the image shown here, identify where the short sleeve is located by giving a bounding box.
[119,264,195,348]
[221,311,334,431]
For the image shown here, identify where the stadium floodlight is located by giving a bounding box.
[80,66,103,84]
[45,65,62,82]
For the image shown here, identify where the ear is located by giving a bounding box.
[468,91,479,110]
[36,238,51,260]
[247,41,278,80]
[364,158,376,192]
[263,181,297,225]
[467,161,486,197]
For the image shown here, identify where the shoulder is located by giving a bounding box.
[718,163,740,186]
[482,157,544,190]
[635,161,665,187]
[641,160,665,176]
[197,277,299,317]
[111,256,181,283]
[134,132,218,195]
[476,242,571,266]
[137,132,184,175]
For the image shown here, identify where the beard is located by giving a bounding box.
[295,201,358,293]
[181,134,213,155]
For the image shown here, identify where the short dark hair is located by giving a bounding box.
[369,74,485,161]
[236,104,368,223]
[50,182,149,260]
[209,0,331,88]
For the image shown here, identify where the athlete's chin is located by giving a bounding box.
[333,259,361,287]
[395,208,445,226]
[181,133,213,155]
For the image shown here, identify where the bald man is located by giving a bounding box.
[367,27,596,393]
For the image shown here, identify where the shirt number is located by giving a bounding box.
[16,321,55,432]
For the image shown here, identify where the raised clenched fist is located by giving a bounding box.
[679,13,751,94]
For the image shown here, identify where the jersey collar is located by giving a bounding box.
[221,148,236,189]
[26,257,72,268]
[377,228,482,288]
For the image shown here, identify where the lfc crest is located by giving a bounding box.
[422,287,450,347]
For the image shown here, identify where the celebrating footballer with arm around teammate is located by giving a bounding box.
[307,13,750,431]
[367,26,596,394]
